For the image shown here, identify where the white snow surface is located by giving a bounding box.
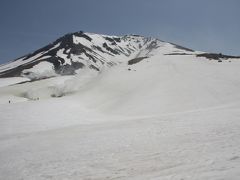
[0,77,29,87]
[0,45,240,179]
[21,61,57,80]
[0,43,61,73]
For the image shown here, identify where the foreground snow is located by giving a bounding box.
[0,55,240,179]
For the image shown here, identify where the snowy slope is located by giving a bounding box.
[0,32,240,179]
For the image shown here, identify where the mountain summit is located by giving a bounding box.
[0,31,239,80]
[0,31,194,79]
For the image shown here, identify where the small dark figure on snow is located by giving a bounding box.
[8,100,11,104]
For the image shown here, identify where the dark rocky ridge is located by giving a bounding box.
[128,57,148,65]
[196,53,240,60]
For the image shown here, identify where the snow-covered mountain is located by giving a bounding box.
[1,31,240,180]
[0,31,195,79]
[2,31,238,80]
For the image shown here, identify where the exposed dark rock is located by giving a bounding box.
[85,53,96,62]
[196,53,240,60]
[55,61,85,75]
[104,37,115,43]
[111,41,117,45]
[92,45,105,53]
[22,43,57,61]
[113,37,121,42]
[45,57,65,69]
[125,49,132,56]
[165,53,193,55]
[102,43,119,55]
[128,57,148,65]
[106,61,117,67]
[130,34,142,37]
[71,61,85,69]
[104,37,118,45]
[51,94,64,98]
[89,65,100,71]
[73,31,92,41]
[69,43,87,55]
[170,43,194,52]
[146,40,160,51]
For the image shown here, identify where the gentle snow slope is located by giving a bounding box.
[0,54,240,179]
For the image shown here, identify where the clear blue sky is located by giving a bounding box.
[0,0,239,63]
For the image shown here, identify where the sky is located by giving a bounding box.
[0,0,239,63]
